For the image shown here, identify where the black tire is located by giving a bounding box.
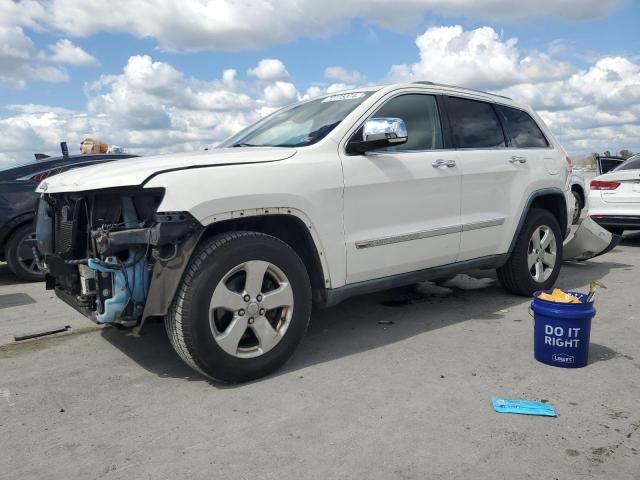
[571,190,583,225]
[165,231,312,383]
[5,224,45,282]
[497,208,563,296]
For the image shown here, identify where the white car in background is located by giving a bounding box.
[589,153,640,235]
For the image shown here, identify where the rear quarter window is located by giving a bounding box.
[614,156,640,172]
[496,105,549,148]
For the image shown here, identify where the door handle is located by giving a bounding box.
[432,159,456,168]
[510,156,527,164]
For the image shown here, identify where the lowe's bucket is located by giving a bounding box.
[531,291,596,368]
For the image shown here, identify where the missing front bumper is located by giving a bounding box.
[563,217,621,261]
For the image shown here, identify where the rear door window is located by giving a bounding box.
[496,105,549,148]
[445,97,506,149]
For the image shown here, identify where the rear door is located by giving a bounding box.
[441,97,552,261]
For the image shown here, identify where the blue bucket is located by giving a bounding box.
[531,291,596,368]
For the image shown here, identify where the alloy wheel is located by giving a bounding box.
[209,260,294,358]
[16,232,41,275]
[527,225,557,283]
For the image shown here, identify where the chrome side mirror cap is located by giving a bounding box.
[363,117,408,144]
[346,117,408,154]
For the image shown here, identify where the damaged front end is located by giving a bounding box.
[35,188,202,328]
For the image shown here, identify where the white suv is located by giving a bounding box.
[36,82,573,382]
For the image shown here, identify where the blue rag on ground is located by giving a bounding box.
[491,397,557,417]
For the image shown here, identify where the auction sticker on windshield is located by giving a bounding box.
[321,92,366,102]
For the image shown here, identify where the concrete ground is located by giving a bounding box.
[1,235,639,480]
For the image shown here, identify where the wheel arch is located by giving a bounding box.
[508,188,568,254]
[0,213,34,258]
[199,212,329,291]
[142,209,331,325]
[571,183,585,205]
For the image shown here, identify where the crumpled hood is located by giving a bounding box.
[36,147,297,193]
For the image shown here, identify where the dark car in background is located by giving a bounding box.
[0,152,137,281]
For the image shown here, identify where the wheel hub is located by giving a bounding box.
[246,301,260,316]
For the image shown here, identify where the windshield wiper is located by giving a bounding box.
[232,143,261,147]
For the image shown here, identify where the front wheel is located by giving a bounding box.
[497,208,563,296]
[6,224,45,282]
[165,231,312,383]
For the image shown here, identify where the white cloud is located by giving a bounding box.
[0,55,301,165]
[46,39,98,66]
[248,59,290,81]
[388,25,574,90]
[324,66,365,84]
[1,22,639,167]
[2,0,621,51]
[0,26,68,88]
[498,56,640,152]
[263,81,299,107]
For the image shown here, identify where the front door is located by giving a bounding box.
[341,93,461,284]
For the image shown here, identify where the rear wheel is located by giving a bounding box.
[498,208,563,296]
[166,231,312,383]
[6,224,45,282]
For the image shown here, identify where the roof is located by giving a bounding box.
[316,81,522,108]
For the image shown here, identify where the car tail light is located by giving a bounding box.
[17,167,65,182]
[30,171,54,181]
[590,180,620,190]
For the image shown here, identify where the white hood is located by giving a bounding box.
[37,147,297,193]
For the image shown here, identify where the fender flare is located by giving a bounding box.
[141,207,332,325]
[198,206,332,286]
[507,187,568,254]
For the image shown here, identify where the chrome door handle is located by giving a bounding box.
[510,156,527,164]
[432,159,456,168]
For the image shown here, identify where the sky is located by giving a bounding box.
[0,0,639,167]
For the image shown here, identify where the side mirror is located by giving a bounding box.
[346,117,408,154]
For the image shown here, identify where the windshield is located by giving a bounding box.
[219,92,373,148]
[613,154,640,172]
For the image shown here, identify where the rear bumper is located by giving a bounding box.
[591,215,640,230]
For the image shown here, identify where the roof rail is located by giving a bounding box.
[412,81,512,101]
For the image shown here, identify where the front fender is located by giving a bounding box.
[143,158,346,287]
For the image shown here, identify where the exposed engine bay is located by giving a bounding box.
[35,188,201,327]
